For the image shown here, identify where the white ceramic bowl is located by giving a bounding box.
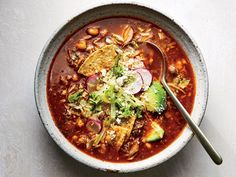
[34,3,208,173]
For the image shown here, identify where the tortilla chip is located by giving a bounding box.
[111,125,128,151]
[107,115,137,151]
[78,45,117,76]
[123,115,136,141]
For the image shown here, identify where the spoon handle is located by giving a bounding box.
[161,80,223,165]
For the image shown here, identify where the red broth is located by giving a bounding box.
[47,17,195,162]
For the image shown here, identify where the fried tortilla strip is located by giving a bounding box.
[123,115,136,141]
[107,115,137,151]
[111,125,128,151]
[78,44,117,76]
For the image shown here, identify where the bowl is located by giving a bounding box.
[34,3,208,173]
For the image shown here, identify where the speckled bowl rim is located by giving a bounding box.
[34,2,209,173]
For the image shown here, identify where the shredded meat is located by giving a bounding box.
[121,138,140,160]
[67,49,86,69]
[131,119,145,137]
[61,121,75,135]
[120,141,131,154]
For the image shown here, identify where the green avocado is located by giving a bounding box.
[144,121,164,142]
[141,81,167,114]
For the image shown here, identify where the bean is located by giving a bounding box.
[175,60,183,70]
[87,27,99,36]
[76,40,87,51]
[145,143,152,149]
[61,90,67,95]
[72,74,78,81]
[72,135,78,141]
[66,75,72,80]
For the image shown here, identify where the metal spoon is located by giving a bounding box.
[145,41,222,165]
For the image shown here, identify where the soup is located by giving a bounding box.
[47,17,195,162]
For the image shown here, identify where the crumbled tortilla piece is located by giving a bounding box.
[78,45,117,76]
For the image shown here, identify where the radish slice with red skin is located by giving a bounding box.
[123,71,143,94]
[86,74,100,93]
[135,68,152,91]
[86,119,102,133]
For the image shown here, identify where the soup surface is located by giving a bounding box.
[47,17,195,162]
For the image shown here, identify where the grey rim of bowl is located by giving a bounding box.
[34,2,209,173]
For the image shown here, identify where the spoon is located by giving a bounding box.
[145,41,223,165]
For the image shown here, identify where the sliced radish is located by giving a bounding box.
[86,119,102,133]
[86,74,100,93]
[123,71,143,94]
[135,68,152,91]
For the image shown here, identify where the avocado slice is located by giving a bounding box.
[141,81,167,114]
[144,121,164,142]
